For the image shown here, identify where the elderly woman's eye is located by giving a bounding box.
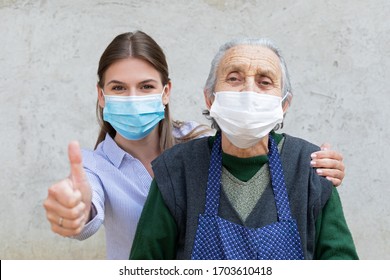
[258,77,272,86]
[226,73,242,82]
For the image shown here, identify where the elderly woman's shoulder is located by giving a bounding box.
[282,133,322,155]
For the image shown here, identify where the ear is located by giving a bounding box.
[162,81,172,105]
[204,89,213,109]
[97,84,105,108]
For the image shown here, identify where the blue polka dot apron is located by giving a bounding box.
[191,133,304,260]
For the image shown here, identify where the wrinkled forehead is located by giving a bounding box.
[217,45,282,77]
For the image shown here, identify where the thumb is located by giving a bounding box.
[68,140,87,189]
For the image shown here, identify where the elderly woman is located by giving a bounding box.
[130,38,358,260]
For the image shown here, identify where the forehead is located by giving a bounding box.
[218,45,282,76]
[104,57,161,81]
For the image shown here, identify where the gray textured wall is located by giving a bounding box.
[1,0,389,259]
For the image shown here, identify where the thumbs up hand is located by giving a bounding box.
[43,141,92,237]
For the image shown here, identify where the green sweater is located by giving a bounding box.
[130,133,358,260]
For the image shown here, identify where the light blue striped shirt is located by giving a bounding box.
[73,121,209,259]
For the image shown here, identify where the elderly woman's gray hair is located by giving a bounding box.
[203,37,292,131]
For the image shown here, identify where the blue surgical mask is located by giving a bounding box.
[102,87,166,140]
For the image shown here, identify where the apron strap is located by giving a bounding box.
[204,132,222,215]
[268,135,293,221]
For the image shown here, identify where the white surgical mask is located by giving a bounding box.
[210,91,285,149]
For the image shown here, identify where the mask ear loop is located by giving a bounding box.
[161,84,167,96]
[161,84,167,108]
[101,88,107,99]
[281,91,293,112]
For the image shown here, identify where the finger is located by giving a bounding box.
[316,168,344,182]
[68,141,92,222]
[46,210,84,230]
[45,192,84,223]
[68,141,87,188]
[47,180,82,208]
[325,176,342,187]
[48,202,89,237]
[311,149,343,161]
[320,143,331,151]
[50,220,85,237]
[311,158,345,172]
[315,169,343,187]
[51,209,87,231]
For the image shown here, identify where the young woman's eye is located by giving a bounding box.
[141,84,155,90]
[112,85,126,91]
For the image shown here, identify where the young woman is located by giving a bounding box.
[43,31,346,259]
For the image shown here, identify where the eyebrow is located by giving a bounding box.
[106,79,159,86]
[257,69,277,78]
[222,64,278,78]
[139,79,159,84]
[106,80,126,86]
[221,64,245,74]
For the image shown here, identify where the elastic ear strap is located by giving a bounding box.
[162,84,167,93]
[282,91,293,111]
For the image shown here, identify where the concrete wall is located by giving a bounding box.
[1,0,389,259]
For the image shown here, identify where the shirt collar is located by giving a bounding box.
[101,134,131,168]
